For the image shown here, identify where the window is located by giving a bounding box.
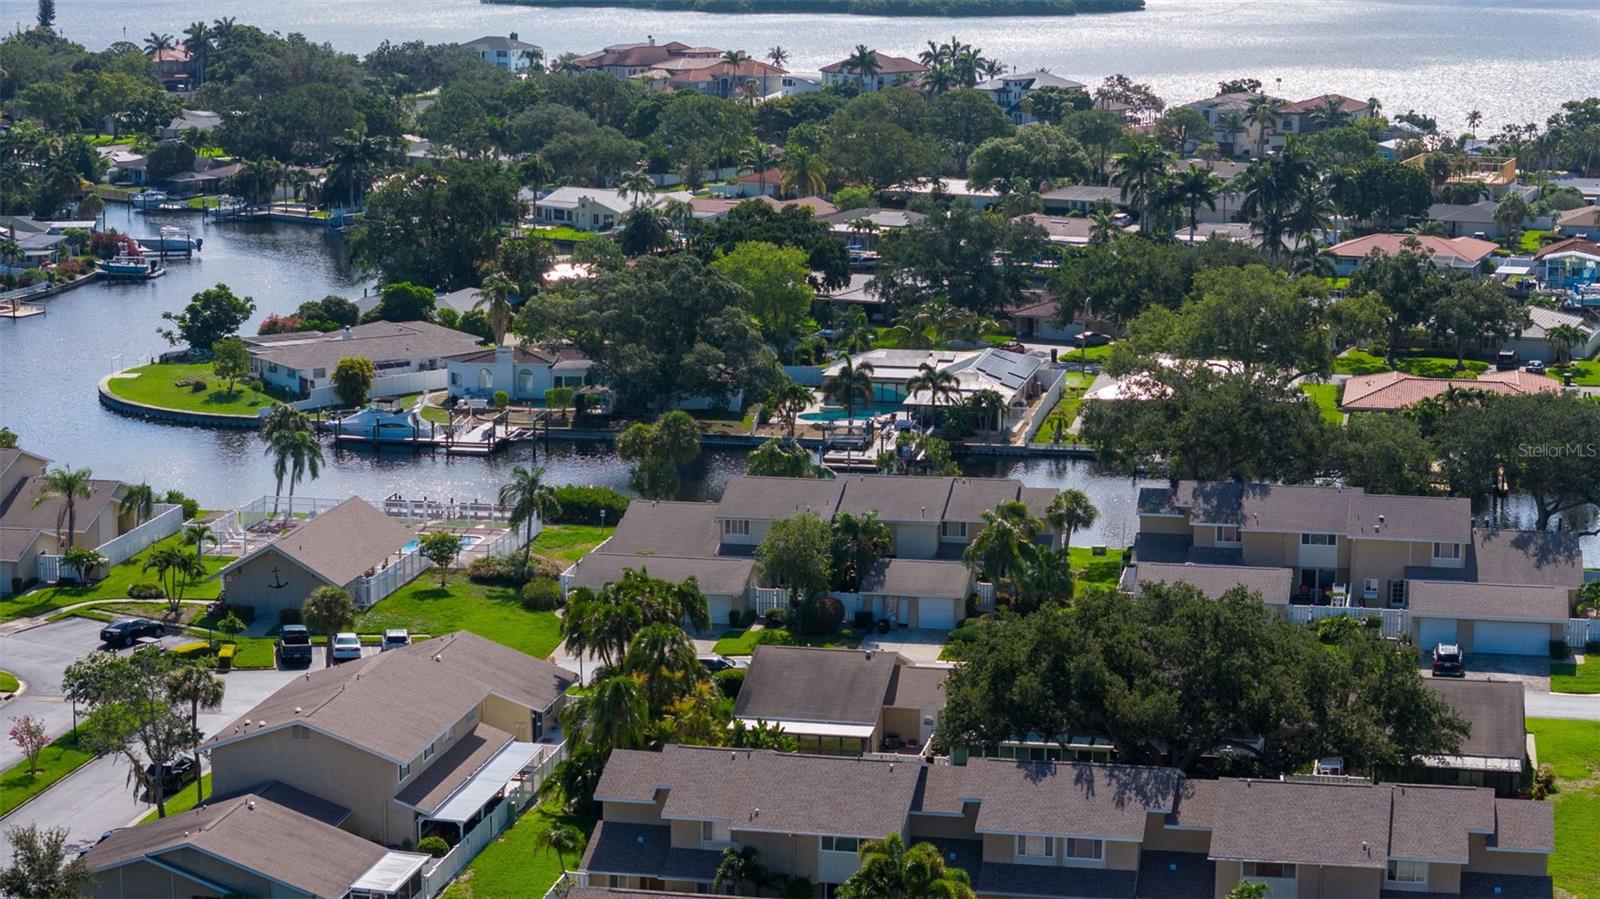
[477,368,494,390]
[422,742,434,762]
[1215,526,1241,545]
[700,821,731,844]
[1390,581,1407,606]
[1300,533,1337,546]
[398,762,411,782]
[940,521,968,539]
[1432,542,1462,561]
[1065,838,1103,860]
[821,836,860,853]
[1015,835,1053,857]
[1388,860,1427,885]
[1243,862,1296,879]
[722,519,751,537]
[312,367,327,379]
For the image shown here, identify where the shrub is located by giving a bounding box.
[161,489,200,520]
[964,593,980,619]
[549,485,630,526]
[754,628,795,647]
[217,643,236,669]
[765,607,787,628]
[1532,763,1556,800]
[173,641,212,658]
[1550,639,1570,660]
[468,553,530,587]
[797,596,844,636]
[188,379,208,393]
[853,610,873,630]
[128,582,166,599]
[417,836,450,858]
[739,608,758,628]
[714,667,746,699]
[493,390,510,409]
[728,608,742,628]
[521,578,563,611]
[278,607,302,625]
[1587,640,1600,656]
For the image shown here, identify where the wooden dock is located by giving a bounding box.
[328,410,530,455]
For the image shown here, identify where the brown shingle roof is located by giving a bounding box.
[837,474,954,523]
[858,558,972,599]
[1493,797,1555,852]
[921,759,1180,840]
[1422,679,1527,762]
[1389,785,1496,862]
[1208,779,1392,867]
[1133,562,1294,603]
[1148,481,1474,543]
[1470,529,1582,588]
[1408,581,1570,623]
[943,478,1025,523]
[716,476,846,522]
[597,500,721,558]
[569,553,755,596]
[884,665,948,711]
[220,497,417,588]
[734,646,898,725]
[394,722,513,814]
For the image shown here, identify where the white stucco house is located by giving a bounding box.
[530,186,693,232]
[462,34,543,72]
[444,345,593,402]
[245,322,482,398]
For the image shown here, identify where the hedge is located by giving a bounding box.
[549,485,630,526]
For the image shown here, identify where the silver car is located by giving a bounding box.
[330,632,363,663]
[381,629,411,651]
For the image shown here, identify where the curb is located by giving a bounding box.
[0,676,25,703]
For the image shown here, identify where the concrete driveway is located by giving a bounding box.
[860,629,953,665]
[1420,652,1551,691]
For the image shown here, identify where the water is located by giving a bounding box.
[43,0,1600,132]
[400,533,487,553]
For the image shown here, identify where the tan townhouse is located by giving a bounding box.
[0,445,141,594]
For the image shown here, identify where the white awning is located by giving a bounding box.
[430,741,546,824]
[735,718,876,739]
[351,851,431,893]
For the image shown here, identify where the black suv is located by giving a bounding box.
[1432,643,1465,677]
[276,624,313,667]
[145,757,197,792]
[100,618,162,647]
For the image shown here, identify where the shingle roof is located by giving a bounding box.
[716,476,846,522]
[207,631,574,763]
[1422,679,1526,762]
[1493,797,1555,853]
[734,646,898,725]
[81,789,387,897]
[596,745,920,838]
[920,760,1180,840]
[1133,562,1294,603]
[944,478,1026,523]
[1208,779,1393,867]
[837,475,954,523]
[0,527,45,563]
[1408,581,1570,623]
[858,558,972,599]
[218,497,417,588]
[569,553,755,597]
[578,821,723,881]
[1533,236,1600,260]
[1388,785,1495,862]
[1164,778,1217,830]
[246,321,482,372]
[885,665,948,711]
[597,500,721,558]
[1470,529,1582,588]
[393,722,513,814]
[1145,481,1475,543]
[0,477,123,535]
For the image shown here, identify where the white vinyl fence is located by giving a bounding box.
[1565,618,1597,649]
[287,369,449,411]
[1286,604,1410,638]
[422,741,568,897]
[37,503,185,584]
[1022,368,1071,445]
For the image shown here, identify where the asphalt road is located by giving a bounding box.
[1525,689,1600,720]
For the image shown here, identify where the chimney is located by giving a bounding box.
[341,325,352,340]
[648,34,656,45]
[510,32,519,41]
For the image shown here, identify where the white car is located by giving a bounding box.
[381,629,411,652]
[330,632,363,663]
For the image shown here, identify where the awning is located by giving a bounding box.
[735,718,876,739]
[351,851,431,894]
[429,742,546,824]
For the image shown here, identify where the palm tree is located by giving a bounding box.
[1044,488,1097,552]
[619,206,671,256]
[834,306,874,355]
[965,388,1008,439]
[1308,96,1350,130]
[843,45,881,91]
[714,846,769,896]
[533,820,584,873]
[498,465,560,569]
[210,17,237,43]
[623,621,699,711]
[1171,163,1222,240]
[617,167,656,206]
[830,511,891,591]
[165,663,224,805]
[768,380,815,439]
[1466,109,1484,133]
[473,271,517,345]
[568,674,648,750]
[32,465,92,548]
[737,79,764,107]
[962,501,1041,592]
[746,437,826,478]
[1215,110,1247,156]
[1088,207,1121,245]
[282,429,323,515]
[1111,138,1172,234]
[823,355,875,424]
[143,546,205,617]
[721,49,750,66]
[839,834,974,899]
[905,362,962,424]
[1246,95,1284,159]
[923,63,957,95]
[119,482,155,525]
[183,523,218,561]
[1547,323,1586,365]
[182,21,209,86]
[739,142,778,195]
[779,147,828,199]
[143,32,174,56]
[262,405,310,516]
[302,586,355,668]
[1012,545,1075,613]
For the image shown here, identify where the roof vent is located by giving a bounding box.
[257,720,266,727]
[294,707,302,715]
[247,800,256,811]
[1361,840,1370,855]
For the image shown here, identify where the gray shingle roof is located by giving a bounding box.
[943,478,1025,523]
[837,475,954,523]
[734,646,897,725]
[1422,679,1527,762]
[393,722,513,814]
[1141,482,1474,543]
[1389,785,1495,863]
[859,558,972,599]
[569,553,755,597]
[1208,779,1392,867]
[597,500,721,558]
[1470,529,1582,588]
[578,821,723,881]
[885,665,948,711]
[716,476,846,522]
[218,497,417,588]
[1492,797,1555,853]
[920,760,1179,840]
[247,321,481,372]
[1408,581,1570,623]
[1133,562,1294,603]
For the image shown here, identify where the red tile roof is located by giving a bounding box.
[1329,234,1499,265]
[1533,236,1600,260]
[1340,369,1560,411]
[820,53,926,75]
[1280,94,1369,115]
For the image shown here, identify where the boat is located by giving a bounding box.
[335,402,430,443]
[101,254,165,280]
[136,226,201,253]
[130,190,168,210]
[205,196,248,219]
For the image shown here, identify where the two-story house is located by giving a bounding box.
[973,71,1087,125]
[462,33,542,72]
[0,446,139,593]
[818,52,926,93]
[443,344,592,402]
[579,747,1555,899]
[1129,482,1580,656]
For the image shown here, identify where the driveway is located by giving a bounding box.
[860,629,953,665]
[1419,653,1551,691]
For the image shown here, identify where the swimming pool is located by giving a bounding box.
[798,405,904,422]
[401,534,486,554]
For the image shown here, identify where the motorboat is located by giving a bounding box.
[336,402,428,442]
[130,189,168,210]
[136,226,201,253]
[101,254,164,280]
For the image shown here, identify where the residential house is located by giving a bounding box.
[882,178,1001,210]
[162,109,222,140]
[244,321,482,399]
[710,167,783,198]
[1503,305,1600,363]
[1129,481,1581,655]
[157,159,246,199]
[1038,185,1127,216]
[1015,212,1100,247]
[820,348,1045,433]
[817,207,926,249]
[573,40,722,79]
[204,632,572,846]
[1174,221,1257,245]
[150,46,198,90]
[0,446,138,594]
[1533,237,1600,292]
[1184,92,1278,157]
[733,645,947,754]
[1325,233,1501,277]
[1006,295,1083,342]
[1339,369,1562,412]
[688,195,838,222]
[974,71,1086,125]
[444,344,592,402]
[1425,199,1546,240]
[1408,678,1529,796]
[579,746,1554,899]
[818,52,925,92]
[103,148,149,185]
[1405,154,1520,200]
[1549,175,1600,204]
[1555,205,1600,240]
[462,33,542,72]
[80,784,432,899]
[1276,94,1373,137]
[641,58,786,99]
[215,496,421,617]
[532,186,694,232]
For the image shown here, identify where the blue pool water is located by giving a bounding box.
[799,405,904,422]
[401,534,486,555]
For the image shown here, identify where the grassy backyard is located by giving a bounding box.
[1528,718,1600,899]
[1333,349,1489,379]
[529,225,596,242]
[1300,383,1344,425]
[1519,229,1551,254]
[1068,546,1127,589]
[1031,373,1092,445]
[712,626,862,655]
[105,362,292,417]
[0,730,97,817]
[1546,360,1600,386]
[1552,657,1600,694]
[443,801,596,899]
[0,534,232,621]
[354,572,562,658]
[530,525,614,563]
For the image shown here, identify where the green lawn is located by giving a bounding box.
[1546,360,1600,386]
[712,626,862,655]
[1032,373,1092,445]
[353,573,562,658]
[1068,546,1127,589]
[1528,718,1600,899]
[530,225,596,242]
[0,535,232,621]
[444,801,596,899]
[139,773,213,823]
[0,730,97,817]
[1519,229,1551,254]
[1552,657,1600,694]
[105,362,294,417]
[0,670,17,693]
[1333,349,1488,379]
[531,525,614,563]
[1300,383,1344,425]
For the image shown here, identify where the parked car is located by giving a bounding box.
[1496,349,1518,371]
[696,653,747,673]
[100,618,162,647]
[999,340,1028,354]
[1075,330,1111,348]
[1432,643,1465,677]
[1525,359,1547,374]
[330,632,363,663]
[144,756,197,793]
[381,629,411,652]
[276,624,313,667]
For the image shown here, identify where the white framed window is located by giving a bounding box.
[940,521,968,538]
[821,836,860,853]
[1065,838,1103,860]
[1300,533,1337,546]
[1243,862,1296,879]
[1015,835,1053,857]
[1432,542,1462,561]
[1387,860,1427,886]
[1215,526,1241,545]
[722,519,751,537]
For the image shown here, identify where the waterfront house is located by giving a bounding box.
[711,167,783,199]
[0,446,139,594]
[578,745,1554,899]
[462,33,542,72]
[818,52,925,93]
[532,186,694,233]
[820,348,1044,433]
[642,57,787,99]
[1503,305,1600,362]
[161,109,222,140]
[573,39,722,78]
[443,344,593,402]
[1532,237,1600,292]
[817,207,925,249]
[1425,199,1547,240]
[1183,92,1370,158]
[733,645,948,754]
[149,46,197,91]
[1277,94,1372,136]
[1338,369,1561,412]
[244,321,482,399]
[1555,204,1600,240]
[974,71,1086,125]
[688,195,838,222]
[882,178,1000,210]
[1325,234,1500,277]
[1038,185,1127,215]
[1405,154,1520,200]
[203,631,574,844]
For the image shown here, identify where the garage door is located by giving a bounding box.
[1474,621,1551,656]
[1417,618,1458,650]
[706,595,734,631]
[917,597,956,631]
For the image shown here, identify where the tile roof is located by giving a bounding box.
[837,474,954,523]
[1408,581,1570,623]
[569,553,756,596]
[819,53,926,75]
[218,497,417,588]
[1339,369,1560,411]
[207,631,574,763]
[595,500,722,558]
[1280,93,1369,114]
[1132,562,1294,603]
[858,558,972,599]
[1469,528,1582,588]
[393,722,514,814]
[735,646,898,725]
[464,34,542,51]
[716,476,846,522]
[920,759,1180,840]
[246,321,482,372]
[1422,679,1527,762]
[1328,233,1499,264]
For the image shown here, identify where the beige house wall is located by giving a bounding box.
[220,549,333,618]
[734,831,819,880]
[159,847,291,897]
[87,860,231,899]
[1348,538,1427,589]
[481,693,544,742]
[1428,862,1462,893]
[602,799,664,825]
[1104,840,1140,871]
[1212,859,1243,899]
[670,818,701,848]
[1138,515,1190,536]
[1467,835,1550,876]
[1240,532,1292,567]
[1316,865,1383,896]
[1141,816,1211,854]
[882,707,925,746]
[981,833,1012,864]
[209,727,408,845]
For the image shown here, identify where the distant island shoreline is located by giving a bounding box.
[481,0,1143,17]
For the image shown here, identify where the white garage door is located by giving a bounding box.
[917,597,956,631]
[1417,618,1458,650]
[706,595,734,631]
[1474,621,1551,656]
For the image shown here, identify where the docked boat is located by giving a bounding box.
[136,226,201,253]
[335,402,429,443]
[130,190,168,210]
[101,254,165,280]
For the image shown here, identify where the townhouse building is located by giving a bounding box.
[0,446,140,594]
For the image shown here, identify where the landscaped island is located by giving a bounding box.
[483,0,1141,15]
